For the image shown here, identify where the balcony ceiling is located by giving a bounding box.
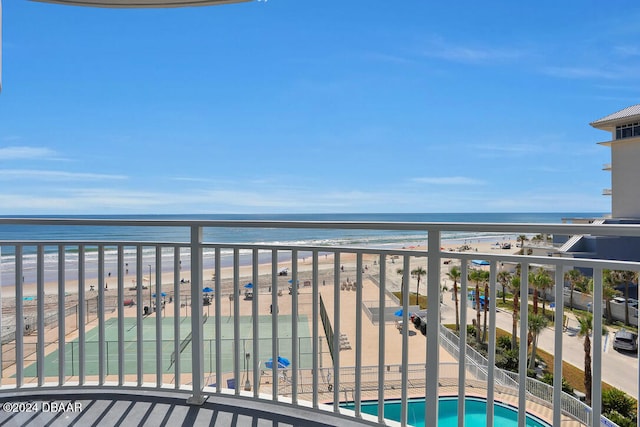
[30,0,251,8]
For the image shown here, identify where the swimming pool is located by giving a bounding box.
[341,397,551,427]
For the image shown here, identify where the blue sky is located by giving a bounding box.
[1,1,639,215]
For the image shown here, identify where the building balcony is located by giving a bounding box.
[603,189,613,196]
[603,163,612,171]
[0,218,638,427]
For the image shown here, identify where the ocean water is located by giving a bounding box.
[0,213,600,286]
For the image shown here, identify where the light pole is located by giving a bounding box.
[244,345,251,391]
[148,264,152,310]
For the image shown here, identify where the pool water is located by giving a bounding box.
[342,397,551,427]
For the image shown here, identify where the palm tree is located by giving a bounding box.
[469,268,489,343]
[616,270,637,325]
[396,268,405,304]
[497,270,511,305]
[411,266,427,299]
[508,274,520,350]
[534,268,553,316]
[602,270,621,324]
[528,270,540,315]
[468,269,483,343]
[446,266,461,331]
[564,269,583,312]
[577,314,593,405]
[528,313,549,370]
[517,234,528,249]
[482,272,491,342]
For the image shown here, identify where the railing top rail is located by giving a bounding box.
[1,239,639,271]
[1,218,640,236]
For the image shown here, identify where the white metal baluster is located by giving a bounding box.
[98,245,106,384]
[252,248,259,397]
[486,261,498,427]
[36,245,45,385]
[291,249,299,404]
[136,245,143,386]
[15,245,23,387]
[58,245,66,386]
[458,260,468,427]
[233,247,240,396]
[78,245,86,385]
[518,262,529,427]
[378,253,386,424]
[312,250,319,410]
[173,246,181,388]
[155,247,162,388]
[426,230,440,427]
[354,252,363,417]
[117,245,125,386]
[401,255,410,427]
[332,252,341,411]
[553,266,565,427]
[592,267,603,427]
[271,249,278,400]
[215,247,222,393]
[188,226,205,404]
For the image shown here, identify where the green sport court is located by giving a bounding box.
[22,314,312,378]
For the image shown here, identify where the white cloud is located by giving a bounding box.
[0,169,127,181]
[412,176,485,185]
[0,146,58,160]
[421,38,525,64]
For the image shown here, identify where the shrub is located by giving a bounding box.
[495,348,519,372]
[539,373,573,394]
[605,411,636,427]
[602,388,636,421]
[497,335,512,350]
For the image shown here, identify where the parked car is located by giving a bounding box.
[410,310,427,336]
[613,329,638,352]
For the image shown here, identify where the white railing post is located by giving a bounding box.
[519,262,529,427]
[592,267,603,426]
[98,245,106,384]
[188,225,205,405]
[553,266,565,427]
[487,261,498,427]
[36,245,45,385]
[15,245,24,387]
[117,245,125,386]
[155,247,163,388]
[377,253,386,424]
[458,258,468,427]
[57,245,66,386]
[312,250,320,409]
[173,246,182,388]
[401,255,410,427]
[426,229,440,427]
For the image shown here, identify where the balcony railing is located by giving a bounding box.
[1,218,639,427]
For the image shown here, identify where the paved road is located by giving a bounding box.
[439,295,638,398]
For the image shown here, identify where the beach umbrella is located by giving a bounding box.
[265,356,290,369]
[394,309,404,317]
[244,283,253,289]
[152,292,167,298]
[203,287,214,293]
[471,260,490,266]
[287,279,299,284]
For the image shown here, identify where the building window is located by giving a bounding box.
[616,122,640,140]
